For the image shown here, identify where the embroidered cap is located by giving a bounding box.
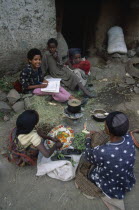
[106,111,129,136]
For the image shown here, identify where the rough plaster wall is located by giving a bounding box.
[125,1,139,48]
[95,0,122,52]
[0,0,56,75]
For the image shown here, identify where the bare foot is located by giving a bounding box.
[69,95,76,100]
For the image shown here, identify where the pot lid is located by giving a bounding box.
[68,99,81,107]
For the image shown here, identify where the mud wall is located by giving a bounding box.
[0,0,56,75]
[94,0,139,52]
[95,0,123,52]
[125,0,139,48]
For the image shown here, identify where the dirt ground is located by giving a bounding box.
[0,61,139,210]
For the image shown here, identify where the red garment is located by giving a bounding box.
[13,80,23,93]
[72,60,90,75]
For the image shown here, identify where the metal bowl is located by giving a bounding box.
[91,109,109,122]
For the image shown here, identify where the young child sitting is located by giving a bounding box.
[20,48,74,102]
[41,38,95,98]
[8,110,63,166]
[76,111,136,208]
[68,48,91,86]
[69,48,91,75]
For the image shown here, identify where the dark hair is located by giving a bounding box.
[106,111,129,136]
[16,110,39,136]
[47,38,58,47]
[27,48,42,60]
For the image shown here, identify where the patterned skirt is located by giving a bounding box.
[7,128,39,166]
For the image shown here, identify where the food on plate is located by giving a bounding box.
[47,125,74,150]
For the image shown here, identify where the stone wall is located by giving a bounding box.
[0,0,56,75]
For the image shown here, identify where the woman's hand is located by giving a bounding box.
[43,80,49,84]
[39,83,48,88]
[53,52,58,59]
[46,136,61,143]
[51,137,61,143]
[55,142,63,149]
[86,131,96,138]
[36,129,48,139]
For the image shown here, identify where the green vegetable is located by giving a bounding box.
[57,131,63,135]
[72,132,86,151]
[70,159,76,167]
[57,153,65,159]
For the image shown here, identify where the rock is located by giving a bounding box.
[125,73,132,78]
[12,101,24,113]
[134,87,139,94]
[111,54,128,63]
[137,84,139,87]
[130,88,134,92]
[22,94,33,99]
[3,115,10,121]
[118,83,128,88]
[125,77,135,85]
[127,49,136,58]
[57,32,68,63]
[111,53,122,58]
[126,58,139,78]
[0,90,7,101]
[7,89,21,105]
[0,101,11,112]
[96,74,104,80]
[101,78,108,82]
[24,97,31,109]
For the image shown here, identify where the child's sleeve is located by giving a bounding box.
[20,69,30,90]
[83,137,97,164]
[38,68,43,82]
[30,132,42,147]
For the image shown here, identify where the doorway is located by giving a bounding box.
[55,0,101,56]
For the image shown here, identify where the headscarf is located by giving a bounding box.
[106,111,129,136]
[16,110,39,136]
[68,48,81,58]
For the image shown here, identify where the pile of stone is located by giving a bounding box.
[104,48,139,93]
[0,89,33,121]
[117,72,139,94]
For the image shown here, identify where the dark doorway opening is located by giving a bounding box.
[55,0,102,56]
[55,0,137,55]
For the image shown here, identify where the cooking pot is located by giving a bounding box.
[67,99,81,113]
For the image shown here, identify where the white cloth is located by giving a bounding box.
[107,26,127,54]
[101,196,125,210]
[36,151,81,181]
